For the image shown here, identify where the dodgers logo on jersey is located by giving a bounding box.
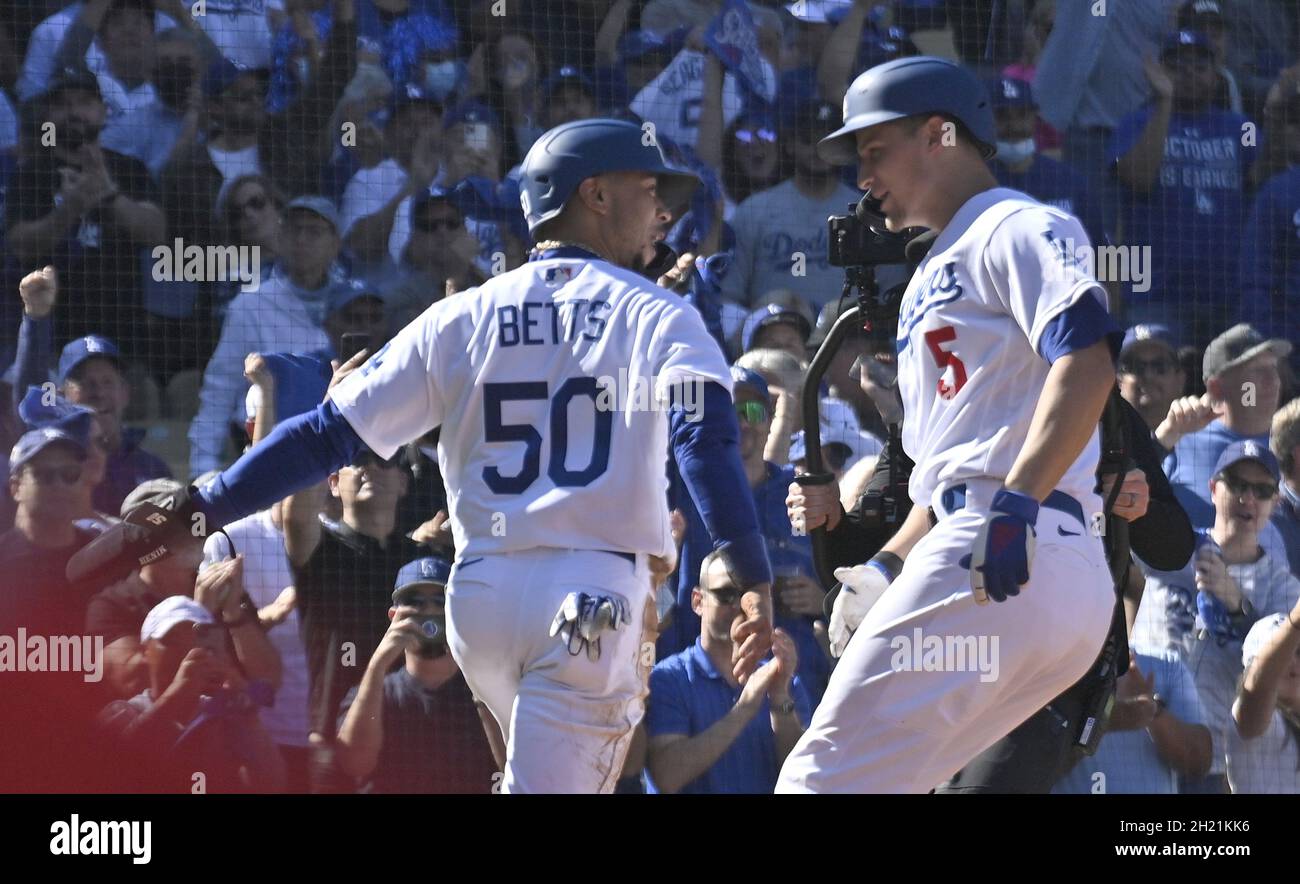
[897,260,964,349]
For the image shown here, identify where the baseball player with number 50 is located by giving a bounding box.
[71,119,774,794]
[776,58,1124,793]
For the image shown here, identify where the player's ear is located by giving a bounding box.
[575,176,609,216]
[327,471,342,498]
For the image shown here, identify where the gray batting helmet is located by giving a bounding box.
[818,56,997,164]
[518,118,700,236]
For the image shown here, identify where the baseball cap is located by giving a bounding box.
[1120,323,1179,359]
[543,65,595,100]
[392,556,452,605]
[1212,439,1282,483]
[17,386,96,438]
[741,302,814,352]
[1161,29,1215,60]
[285,196,341,235]
[1178,0,1225,28]
[729,365,771,403]
[9,426,87,471]
[1242,613,1289,671]
[988,76,1036,110]
[202,57,266,100]
[443,100,502,135]
[1201,323,1292,382]
[140,595,216,643]
[42,65,102,102]
[120,478,187,520]
[784,0,851,24]
[327,279,385,317]
[391,81,445,113]
[57,335,121,386]
[781,97,842,140]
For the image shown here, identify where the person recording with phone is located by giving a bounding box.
[335,557,501,794]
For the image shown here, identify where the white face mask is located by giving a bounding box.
[424,61,462,101]
[996,138,1036,165]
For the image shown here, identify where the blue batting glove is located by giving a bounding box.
[968,489,1039,604]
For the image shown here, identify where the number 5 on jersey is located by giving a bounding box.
[924,326,967,400]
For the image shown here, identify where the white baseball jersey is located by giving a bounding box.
[896,187,1109,508]
[329,255,731,561]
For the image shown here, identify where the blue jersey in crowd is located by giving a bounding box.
[646,638,812,794]
[1238,165,1300,350]
[1109,105,1255,340]
[1164,420,1270,530]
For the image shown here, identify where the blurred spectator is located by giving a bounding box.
[661,368,832,702]
[1176,0,1242,112]
[805,300,882,434]
[738,297,812,361]
[161,1,357,247]
[379,188,485,334]
[1134,440,1300,792]
[189,195,341,477]
[719,109,781,211]
[1270,400,1300,576]
[211,173,286,321]
[322,279,389,355]
[1117,323,1186,440]
[387,101,525,276]
[466,29,544,170]
[99,27,208,179]
[1054,648,1211,793]
[16,2,179,103]
[50,0,160,123]
[88,478,283,699]
[1111,31,1255,344]
[721,98,861,308]
[646,550,809,794]
[987,76,1107,251]
[335,556,500,793]
[1163,324,1289,531]
[188,0,286,69]
[592,19,676,114]
[1214,0,1294,117]
[1001,0,1061,154]
[788,397,884,484]
[98,595,286,792]
[0,427,102,621]
[341,85,444,269]
[1033,0,1181,189]
[1238,92,1300,349]
[11,264,172,514]
[281,443,425,790]
[14,386,114,529]
[732,346,807,469]
[540,65,597,132]
[1228,610,1300,792]
[6,65,167,357]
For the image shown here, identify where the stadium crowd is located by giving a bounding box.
[0,0,1296,793]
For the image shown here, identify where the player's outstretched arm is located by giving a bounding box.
[669,381,774,682]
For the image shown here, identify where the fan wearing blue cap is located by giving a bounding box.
[1117,323,1186,434]
[985,76,1109,256]
[335,555,500,793]
[1110,29,1254,344]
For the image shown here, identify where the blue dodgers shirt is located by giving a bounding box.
[646,638,812,794]
[660,461,832,703]
[992,154,1111,252]
[1053,648,1207,795]
[1108,105,1255,338]
[1238,165,1300,348]
[1163,420,1270,530]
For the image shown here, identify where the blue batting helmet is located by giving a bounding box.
[818,56,996,164]
[518,118,700,236]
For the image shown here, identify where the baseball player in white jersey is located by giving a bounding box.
[71,119,775,794]
[775,58,1123,792]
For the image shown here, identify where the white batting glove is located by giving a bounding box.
[828,561,894,658]
[549,591,631,662]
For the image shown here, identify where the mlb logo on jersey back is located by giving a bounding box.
[544,266,576,286]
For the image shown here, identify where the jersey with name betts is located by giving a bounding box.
[896,187,1107,508]
[327,255,732,561]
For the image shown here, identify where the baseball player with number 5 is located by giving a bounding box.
[71,119,775,794]
[776,58,1124,793]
